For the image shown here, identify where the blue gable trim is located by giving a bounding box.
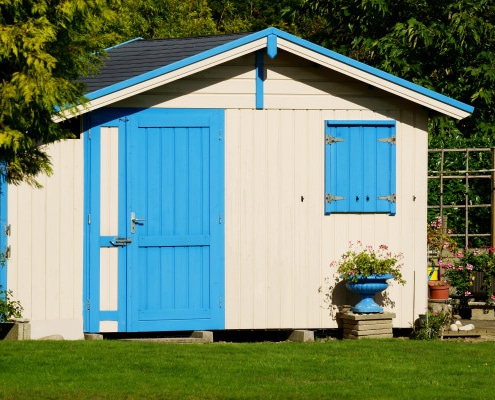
[255,50,264,109]
[0,174,6,291]
[271,28,473,115]
[86,27,473,116]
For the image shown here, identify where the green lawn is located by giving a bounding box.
[0,339,494,399]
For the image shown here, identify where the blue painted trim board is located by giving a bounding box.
[0,173,7,291]
[86,27,473,116]
[255,50,264,109]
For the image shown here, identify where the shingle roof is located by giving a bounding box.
[80,33,251,93]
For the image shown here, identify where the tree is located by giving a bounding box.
[0,0,114,186]
[102,0,217,43]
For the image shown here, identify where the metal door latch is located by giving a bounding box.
[110,237,132,247]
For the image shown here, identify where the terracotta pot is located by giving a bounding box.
[428,282,450,300]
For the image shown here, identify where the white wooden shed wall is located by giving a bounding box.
[7,50,428,339]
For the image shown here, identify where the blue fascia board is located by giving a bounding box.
[271,28,473,114]
[87,27,473,115]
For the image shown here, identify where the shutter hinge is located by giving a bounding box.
[378,194,397,203]
[325,193,345,203]
[86,299,90,310]
[119,117,129,122]
[87,214,91,225]
[219,214,223,224]
[378,136,396,145]
[325,135,345,145]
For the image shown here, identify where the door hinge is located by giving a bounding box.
[378,136,396,145]
[378,194,397,203]
[86,299,90,310]
[325,193,345,203]
[325,135,345,145]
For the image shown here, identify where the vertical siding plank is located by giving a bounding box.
[224,110,242,329]
[238,109,255,328]
[252,110,268,328]
[45,143,61,320]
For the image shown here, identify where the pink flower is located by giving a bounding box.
[466,264,473,270]
[464,291,471,297]
[437,260,443,266]
[457,266,464,270]
[474,249,481,256]
[457,252,463,258]
[491,294,495,301]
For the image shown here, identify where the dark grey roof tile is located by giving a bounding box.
[81,33,252,93]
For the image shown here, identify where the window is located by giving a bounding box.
[324,120,396,215]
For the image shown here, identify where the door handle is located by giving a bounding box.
[131,212,146,233]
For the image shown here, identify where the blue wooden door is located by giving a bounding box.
[84,108,225,333]
[126,109,225,331]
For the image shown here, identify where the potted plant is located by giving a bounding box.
[427,279,451,300]
[329,241,406,313]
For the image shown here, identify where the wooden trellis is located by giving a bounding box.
[427,148,495,249]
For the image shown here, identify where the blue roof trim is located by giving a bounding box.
[271,28,473,114]
[87,27,473,115]
[104,37,143,52]
[86,30,271,101]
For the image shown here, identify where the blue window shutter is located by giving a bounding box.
[325,121,396,215]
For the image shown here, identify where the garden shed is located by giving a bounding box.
[1,28,473,339]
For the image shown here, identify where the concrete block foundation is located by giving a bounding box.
[337,312,395,339]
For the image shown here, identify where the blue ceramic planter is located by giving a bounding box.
[346,274,393,313]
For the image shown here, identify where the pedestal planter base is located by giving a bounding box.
[0,322,31,340]
[337,312,395,339]
[346,274,393,313]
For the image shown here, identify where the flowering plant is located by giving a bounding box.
[442,248,495,302]
[427,216,458,256]
[330,241,406,285]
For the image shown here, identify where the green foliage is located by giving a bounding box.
[410,309,452,340]
[0,0,111,185]
[444,249,495,302]
[0,287,23,322]
[102,0,217,43]
[330,241,405,284]
[209,0,299,33]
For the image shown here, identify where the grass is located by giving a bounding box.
[0,339,494,399]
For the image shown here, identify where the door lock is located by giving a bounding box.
[131,212,146,233]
